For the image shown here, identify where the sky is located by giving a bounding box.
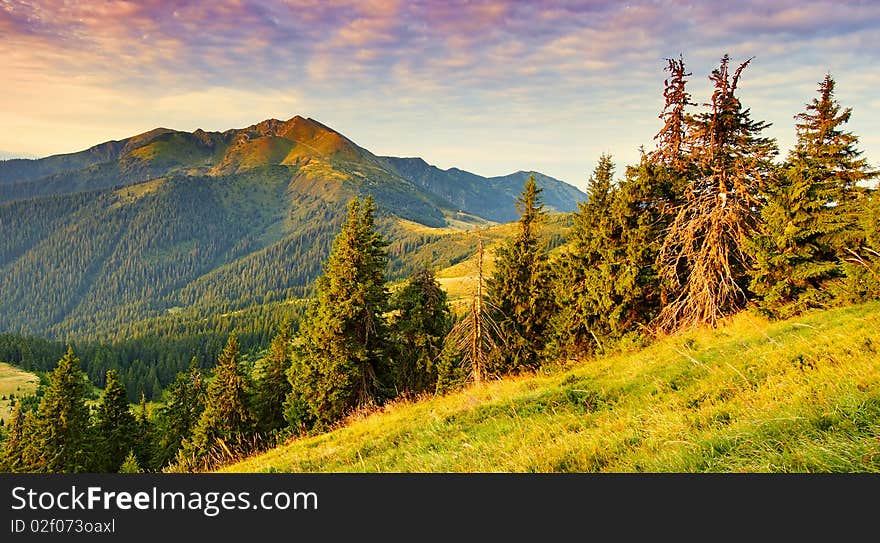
[1,0,878,191]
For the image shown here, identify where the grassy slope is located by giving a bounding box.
[222,301,880,473]
[0,362,39,424]
[428,213,573,307]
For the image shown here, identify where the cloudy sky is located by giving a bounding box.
[1,0,878,190]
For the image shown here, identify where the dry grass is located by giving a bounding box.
[0,362,39,424]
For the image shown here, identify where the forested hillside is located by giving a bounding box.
[1,55,878,474]
[0,116,584,341]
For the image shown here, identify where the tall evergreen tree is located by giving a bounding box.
[254,321,293,434]
[184,332,255,468]
[656,55,778,331]
[133,393,154,470]
[791,73,874,248]
[95,369,137,472]
[750,74,876,315]
[838,183,880,302]
[119,450,142,473]
[18,410,40,472]
[610,153,677,331]
[285,196,391,431]
[153,359,205,469]
[29,347,94,472]
[487,174,553,373]
[549,154,617,356]
[0,404,26,472]
[390,267,451,394]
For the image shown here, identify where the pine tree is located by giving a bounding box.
[133,393,153,470]
[864,189,880,252]
[791,73,874,252]
[285,196,391,431]
[611,153,677,332]
[390,267,451,394]
[549,154,617,356]
[656,55,778,331]
[184,332,255,468]
[487,174,553,373]
[153,359,205,469]
[838,185,880,301]
[119,450,141,473]
[254,321,292,434]
[19,410,39,471]
[750,74,876,315]
[0,404,26,472]
[435,333,468,395]
[29,346,94,472]
[95,369,137,472]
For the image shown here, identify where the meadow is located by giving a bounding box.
[222,301,880,473]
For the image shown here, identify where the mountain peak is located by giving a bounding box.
[241,115,339,140]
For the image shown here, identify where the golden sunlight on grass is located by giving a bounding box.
[221,301,880,473]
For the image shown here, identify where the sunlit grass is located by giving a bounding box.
[0,362,39,424]
[221,301,880,473]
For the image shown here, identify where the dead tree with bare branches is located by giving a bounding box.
[654,55,778,332]
[651,54,694,172]
[445,239,502,386]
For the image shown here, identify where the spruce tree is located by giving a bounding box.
[119,450,142,473]
[839,185,880,302]
[19,411,40,471]
[656,55,778,331]
[30,347,94,472]
[791,73,874,252]
[750,74,876,315]
[185,332,255,468]
[549,155,617,356]
[435,333,468,395]
[390,267,451,394]
[95,369,137,472]
[487,174,553,373]
[133,393,153,470]
[285,196,391,431]
[153,359,205,469]
[0,404,26,472]
[610,153,677,333]
[254,321,293,434]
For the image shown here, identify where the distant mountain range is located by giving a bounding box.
[0,116,586,339]
[0,116,584,222]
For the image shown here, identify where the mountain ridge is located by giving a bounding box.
[0,115,586,339]
[0,115,586,224]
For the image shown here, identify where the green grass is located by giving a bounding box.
[0,362,39,424]
[221,301,880,473]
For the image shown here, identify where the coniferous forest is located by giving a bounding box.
[1,55,878,473]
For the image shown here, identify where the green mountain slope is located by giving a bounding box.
[383,156,585,222]
[221,302,880,473]
[0,115,585,340]
[0,127,175,186]
[0,171,398,338]
[0,116,586,221]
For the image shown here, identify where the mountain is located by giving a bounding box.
[0,115,586,339]
[0,116,584,222]
[382,157,585,222]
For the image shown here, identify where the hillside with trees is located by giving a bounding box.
[1,54,878,473]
